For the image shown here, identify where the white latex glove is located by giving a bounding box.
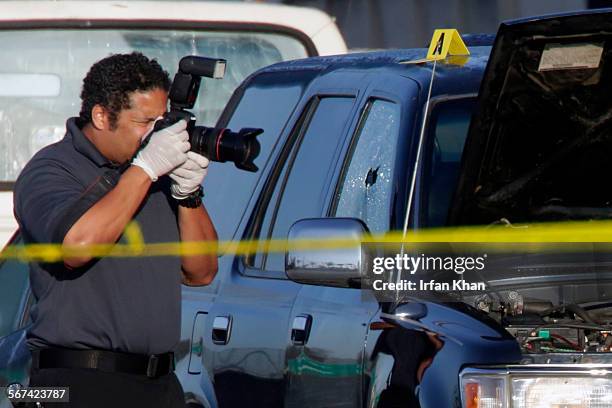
[132,120,190,181]
[169,151,210,199]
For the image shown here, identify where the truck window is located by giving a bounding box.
[204,70,317,241]
[0,28,308,184]
[420,98,476,227]
[0,236,30,339]
[248,96,356,273]
[333,99,401,233]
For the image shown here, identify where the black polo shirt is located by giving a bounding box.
[14,118,182,355]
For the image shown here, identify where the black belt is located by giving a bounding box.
[32,348,175,378]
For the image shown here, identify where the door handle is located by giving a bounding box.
[212,315,232,345]
[291,314,312,345]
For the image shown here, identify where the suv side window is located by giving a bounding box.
[248,96,356,274]
[333,99,401,233]
[204,71,317,241]
[0,236,31,339]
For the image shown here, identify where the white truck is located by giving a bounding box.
[0,0,347,246]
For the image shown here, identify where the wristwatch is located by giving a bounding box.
[177,186,204,208]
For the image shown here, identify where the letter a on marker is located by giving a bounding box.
[426,29,470,61]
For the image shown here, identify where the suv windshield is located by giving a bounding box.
[0,28,308,182]
[419,97,476,227]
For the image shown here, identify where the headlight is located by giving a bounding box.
[461,368,612,408]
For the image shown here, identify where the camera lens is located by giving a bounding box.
[189,126,262,172]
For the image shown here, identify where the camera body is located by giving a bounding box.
[154,56,262,172]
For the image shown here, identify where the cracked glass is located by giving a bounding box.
[335,100,401,233]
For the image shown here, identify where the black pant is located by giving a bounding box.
[27,367,186,408]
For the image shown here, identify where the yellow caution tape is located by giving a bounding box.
[124,220,145,254]
[3,220,612,263]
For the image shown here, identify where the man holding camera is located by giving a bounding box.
[13,52,218,407]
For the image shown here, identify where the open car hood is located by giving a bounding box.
[449,9,612,226]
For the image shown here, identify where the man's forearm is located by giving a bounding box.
[178,204,218,286]
[62,166,152,267]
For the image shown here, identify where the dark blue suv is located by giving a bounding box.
[3,9,612,408]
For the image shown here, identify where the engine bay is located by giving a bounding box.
[472,292,612,354]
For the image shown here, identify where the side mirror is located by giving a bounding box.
[285,218,368,288]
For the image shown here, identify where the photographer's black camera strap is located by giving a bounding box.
[52,167,125,244]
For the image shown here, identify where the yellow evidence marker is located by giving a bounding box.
[402,28,470,65]
[426,28,470,60]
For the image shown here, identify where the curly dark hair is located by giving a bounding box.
[79,52,171,129]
